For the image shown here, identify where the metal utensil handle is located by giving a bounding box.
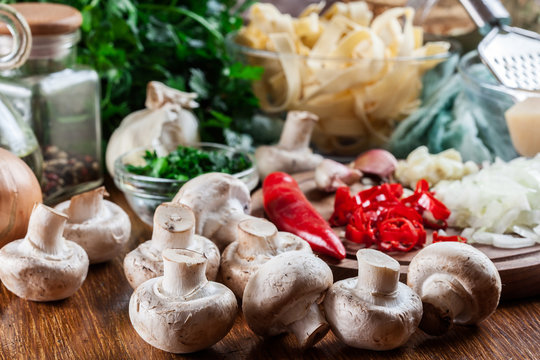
[459,0,511,34]
[0,4,31,70]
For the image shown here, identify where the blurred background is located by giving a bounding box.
[266,0,539,38]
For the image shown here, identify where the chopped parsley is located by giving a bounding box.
[125,145,252,180]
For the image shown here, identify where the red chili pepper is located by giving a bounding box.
[432,232,467,243]
[263,172,347,260]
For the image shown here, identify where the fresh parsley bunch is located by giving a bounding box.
[5,0,264,145]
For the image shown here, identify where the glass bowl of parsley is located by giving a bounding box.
[114,143,258,225]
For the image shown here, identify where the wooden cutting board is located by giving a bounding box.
[251,172,540,300]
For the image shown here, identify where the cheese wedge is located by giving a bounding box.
[505,97,540,157]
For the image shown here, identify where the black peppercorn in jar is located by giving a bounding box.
[0,3,102,204]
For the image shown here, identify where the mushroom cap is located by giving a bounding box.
[123,235,220,289]
[407,242,502,326]
[56,199,131,263]
[242,251,333,337]
[172,173,251,250]
[221,229,312,299]
[129,276,237,353]
[0,238,89,301]
[324,278,422,350]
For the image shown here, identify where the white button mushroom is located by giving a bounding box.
[242,251,333,349]
[324,249,422,350]
[55,186,131,264]
[129,248,237,354]
[255,111,323,179]
[172,172,254,250]
[221,217,312,298]
[123,202,220,289]
[0,203,89,301]
[407,242,502,336]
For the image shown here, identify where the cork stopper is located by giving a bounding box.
[0,3,82,36]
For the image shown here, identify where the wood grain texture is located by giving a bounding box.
[0,179,538,359]
[251,171,540,300]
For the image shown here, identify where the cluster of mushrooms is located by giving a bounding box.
[0,121,502,353]
[123,172,501,353]
[0,186,131,301]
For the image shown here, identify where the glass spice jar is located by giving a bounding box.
[0,4,42,178]
[0,3,102,204]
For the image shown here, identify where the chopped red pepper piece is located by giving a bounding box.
[432,232,467,243]
[345,207,377,247]
[329,187,360,227]
[382,202,424,223]
[378,218,426,252]
[402,179,450,230]
[263,172,346,260]
[330,179,452,253]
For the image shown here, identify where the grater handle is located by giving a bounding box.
[459,0,511,35]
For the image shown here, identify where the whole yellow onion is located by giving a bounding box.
[0,147,42,247]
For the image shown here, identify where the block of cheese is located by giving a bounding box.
[505,97,540,157]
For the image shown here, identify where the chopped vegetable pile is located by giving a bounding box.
[125,145,252,180]
[434,155,540,248]
[330,180,453,252]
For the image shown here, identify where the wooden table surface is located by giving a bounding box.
[0,182,539,360]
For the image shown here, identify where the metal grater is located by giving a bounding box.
[460,0,540,92]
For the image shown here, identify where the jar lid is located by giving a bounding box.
[0,3,82,36]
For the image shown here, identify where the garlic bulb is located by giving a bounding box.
[105,81,200,176]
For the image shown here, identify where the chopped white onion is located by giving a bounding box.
[435,155,540,248]
[469,231,536,249]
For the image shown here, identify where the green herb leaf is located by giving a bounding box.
[188,69,209,99]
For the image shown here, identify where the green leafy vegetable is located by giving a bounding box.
[126,145,252,180]
[4,0,263,144]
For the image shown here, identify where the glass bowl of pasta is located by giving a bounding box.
[231,1,460,156]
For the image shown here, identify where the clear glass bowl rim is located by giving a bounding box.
[114,142,257,188]
[226,31,461,63]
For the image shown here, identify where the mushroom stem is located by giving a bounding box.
[418,274,467,335]
[355,249,400,296]
[236,218,278,258]
[287,303,329,349]
[26,204,68,255]
[277,111,318,151]
[162,249,208,298]
[67,187,106,223]
[152,203,195,252]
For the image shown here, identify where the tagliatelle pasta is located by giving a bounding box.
[237,2,451,155]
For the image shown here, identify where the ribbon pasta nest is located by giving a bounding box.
[237,2,451,154]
